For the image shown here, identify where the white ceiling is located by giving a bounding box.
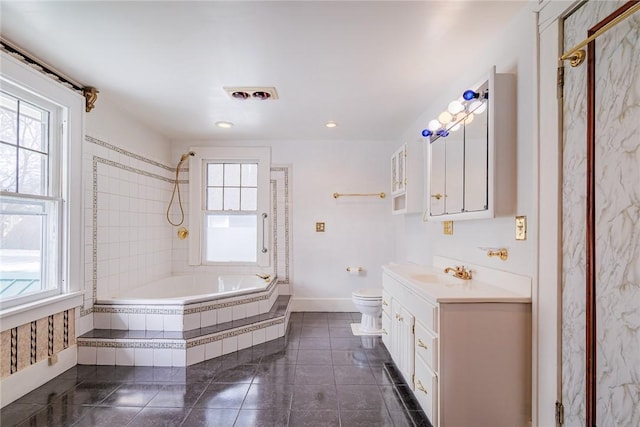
[0,1,526,141]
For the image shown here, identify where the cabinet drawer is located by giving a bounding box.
[417,300,438,333]
[414,357,438,426]
[415,322,438,372]
[382,291,391,317]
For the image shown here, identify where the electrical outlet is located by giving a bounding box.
[315,222,325,232]
[443,221,453,235]
[515,216,527,240]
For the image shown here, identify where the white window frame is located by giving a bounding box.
[0,52,84,311]
[188,146,271,267]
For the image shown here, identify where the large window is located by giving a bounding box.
[189,147,270,266]
[0,52,83,310]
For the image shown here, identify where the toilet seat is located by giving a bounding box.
[352,288,382,299]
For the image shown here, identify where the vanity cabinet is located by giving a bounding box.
[382,263,531,427]
[391,140,423,215]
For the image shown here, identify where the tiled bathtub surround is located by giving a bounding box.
[77,296,291,367]
[92,277,280,332]
[0,309,75,380]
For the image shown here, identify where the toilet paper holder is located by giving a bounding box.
[346,266,363,273]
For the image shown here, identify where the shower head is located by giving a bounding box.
[179,151,196,163]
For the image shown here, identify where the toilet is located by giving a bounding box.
[351,288,383,336]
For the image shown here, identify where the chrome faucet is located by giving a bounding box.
[444,266,472,280]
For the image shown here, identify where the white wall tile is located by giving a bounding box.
[232,305,246,321]
[222,336,238,355]
[205,340,222,360]
[153,348,173,367]
[186,345,205,366]
[146,314,163,331]
[129,313,146,330]
[218,307,232,324]
[77,346,97,365]
[172,349,186,367]
[163,315,183,331]
[246,302,260,318]
[278,323,285,337]
[201,309,217,327]
[237,332,252,350]
[115,347,135,366]
[252,328,266,346]
[259,299,271,314]
[134,348,154,366]
[94,312,111,329]
[111,312,129,330]
[184,313,201,331]
[265,325,278,341]
[96,347,116,365]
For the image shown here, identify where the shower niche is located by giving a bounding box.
[425,67,516,221]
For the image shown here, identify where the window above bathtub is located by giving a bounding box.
[188,147,271,267]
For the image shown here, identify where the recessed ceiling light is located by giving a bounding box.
[325,121,338,128]
[215,121,234,129]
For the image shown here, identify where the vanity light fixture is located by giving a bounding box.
[215,121,234,129]
[421,88,489,143]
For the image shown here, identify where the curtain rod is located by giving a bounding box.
[1,38,99,112]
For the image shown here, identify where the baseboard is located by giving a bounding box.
[0,345,77,408]
[292,298,355,312]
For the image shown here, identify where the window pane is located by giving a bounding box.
[0,92,18,145]
[224,163,240,186]
[18,149,47,196]
[19,101,49,153]
[241,164,257,187]
[223,187,240,210]
[207,163,223,187]
[241,188,257,211]
[0,200,45,299]
[205,214,257,262]
[206,187,223,210]
[0,144,17,192]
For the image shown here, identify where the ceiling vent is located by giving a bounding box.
[224,86,279,100]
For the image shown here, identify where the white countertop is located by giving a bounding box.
[383,262,532,304]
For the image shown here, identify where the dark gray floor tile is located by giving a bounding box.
[294,365,335,385]
[0,403,45,426]
[234,408,289,426]
[296,349,333,365]
[212,364,257,383]
[15,378,79,405]
[145,383,207,408]
[61,381,120,405]
[252,362,296,384]
[328,318,353,328]
[194,383,250,408]
[98,383,162,407]
[288,409,340,426]
[327,312,354,320]
[241,383,293,410]
[291,384,338,411]
[126,407,190,426]
[379,385,421,412]
[300,326,330,338]
[336,384,386,410]
[184,365,218,383]
[16,403,93,427]
[298,337,331,350]
[71,406,142,426]
[339,409,394,427]
[331,350,369,367]
[181,408,238,427]
[328,327,355,338]
[259,348,298,364]
[330,337,365,351]
[388,410,433,427]
[333,365,376,385]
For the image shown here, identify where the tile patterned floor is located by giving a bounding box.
[1,312,432,427]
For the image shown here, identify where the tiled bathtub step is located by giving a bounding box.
[77,296,291,367]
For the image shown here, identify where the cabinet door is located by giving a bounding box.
[395,305,415,388]
[397,146,406,193]
[429,139,446,215]
[381,311,391,349]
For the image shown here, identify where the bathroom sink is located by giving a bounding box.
[411,273,459,284]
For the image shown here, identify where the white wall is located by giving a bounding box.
[173,138,396,311]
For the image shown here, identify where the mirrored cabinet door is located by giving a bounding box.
[429,140,446,216]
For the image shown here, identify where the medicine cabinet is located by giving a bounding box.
[391,140,423,215]
[425,67,516,221]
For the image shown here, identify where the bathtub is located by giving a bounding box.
[97,274,275,306]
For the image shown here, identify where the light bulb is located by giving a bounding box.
[463,90,479,101]
[421,129,433,137]
[438,111,453,125]
[468,100,487,114]
[448,100,464,115]
[448,122,461,132]
[427,119,441,132]
[464,113,475,124]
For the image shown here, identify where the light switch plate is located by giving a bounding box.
[443,221,453,235]
[515,216,527,240]
[316,222,325,232]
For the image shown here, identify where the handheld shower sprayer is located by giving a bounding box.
[167,151,196,230]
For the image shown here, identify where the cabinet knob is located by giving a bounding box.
[395,314,404,321]
[417,380,428,394]
[431,193,443,200]
[382,328,388,335]
[382,300,389,306]
[417,339,428,350]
